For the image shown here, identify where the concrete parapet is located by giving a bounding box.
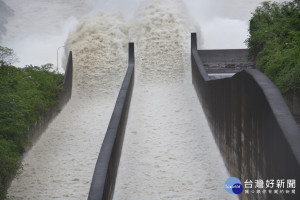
[88,43,134,200]
[191,33,300,200]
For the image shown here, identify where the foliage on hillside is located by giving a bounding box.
[0,46,64,199]
[246,0,300,94]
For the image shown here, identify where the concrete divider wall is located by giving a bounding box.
[191,33,300,200]
[27,52,73,148]
[58,51,73,107]
[88,43,134,200]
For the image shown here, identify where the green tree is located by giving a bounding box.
[0,46,64,198]
[246,0,300,94]
[0,46,18,65]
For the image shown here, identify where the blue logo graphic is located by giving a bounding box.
[225,177,243,194]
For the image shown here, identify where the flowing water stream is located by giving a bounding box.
[6,7,129,200]
[114,1,235,199]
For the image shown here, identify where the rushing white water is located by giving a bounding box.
[7,98,114,199]
[3,0,288,199]
[66,11,129,98]
[7,10,129,200]
[113,1,236,199]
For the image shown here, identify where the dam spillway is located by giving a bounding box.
[110,4,235,197]
[7,1,235,199]
[4,0,300,200]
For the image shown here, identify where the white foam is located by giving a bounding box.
[114,1,237,199]
[7,98,114,199]
[65,11,129,98]
[7,8,129,200]
[129,0,195,82]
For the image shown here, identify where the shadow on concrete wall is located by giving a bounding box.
[191,33,300,200]
[283,91,300,125]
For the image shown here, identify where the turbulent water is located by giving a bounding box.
[7,6,129,200]
[66,11,129,97]
[3,0,286,199]
[113,1,236,199]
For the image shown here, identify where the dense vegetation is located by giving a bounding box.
[246,0,300,94]
[0,47,64,199]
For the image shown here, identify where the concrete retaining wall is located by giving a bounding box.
[26,52,73,150]
[88,43,134,200]
[191,33,300,200]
